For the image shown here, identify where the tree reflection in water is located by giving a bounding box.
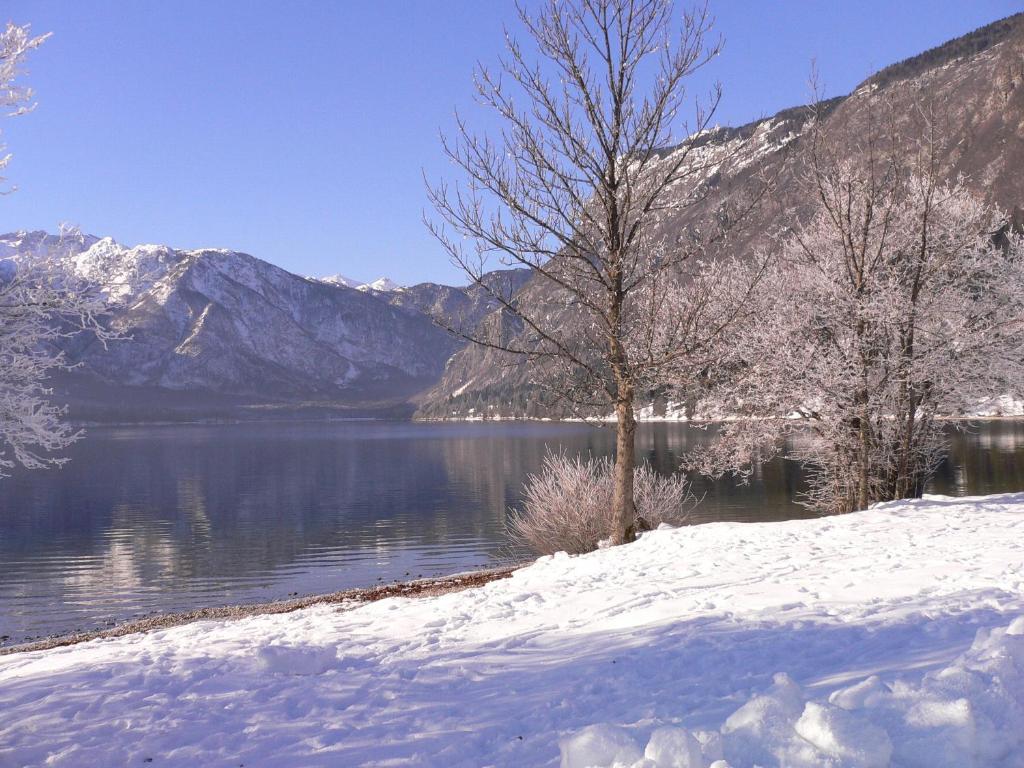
[1,420,1021,642]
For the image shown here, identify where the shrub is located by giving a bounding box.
[508,452,696,555]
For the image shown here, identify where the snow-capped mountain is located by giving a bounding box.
[358,277,401,293]
[2,230,184,302]
[316,273,361,289]
[0,231,527,419]
[313,274,401,293]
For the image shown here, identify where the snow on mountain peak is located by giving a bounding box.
[0,229,98,260]
[359,277,401,293]
[0,231,176,302]
[313,274,402,292]
[70,238,183,302]
[316,273,361,289]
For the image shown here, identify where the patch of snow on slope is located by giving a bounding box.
[1,495,1023,767]
[970,394,1024,417]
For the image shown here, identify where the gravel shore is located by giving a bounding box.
[0,564,520,656]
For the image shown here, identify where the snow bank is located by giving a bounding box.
[565,616,1024,767]
[2,494,1023,767]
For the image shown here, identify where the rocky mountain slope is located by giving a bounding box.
[415,11,1024,420]
[0,231,524,420]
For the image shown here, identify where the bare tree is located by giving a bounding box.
[427,0,764,545]
[692,95,1024,514]
[1,24,114,476]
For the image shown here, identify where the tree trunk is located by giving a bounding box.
[895,403,916,499]
[610,395,638,545]
[857,403,871,512]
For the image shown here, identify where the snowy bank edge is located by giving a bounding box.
[0,564,521,656]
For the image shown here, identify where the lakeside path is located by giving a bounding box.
[2,494,1024,767]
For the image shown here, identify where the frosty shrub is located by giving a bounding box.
[509,453,695,555]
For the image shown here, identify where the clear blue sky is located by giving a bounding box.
[1,0,1020,286]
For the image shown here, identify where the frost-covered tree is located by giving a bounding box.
[1,23,48,189]
[1,24,112,476]
[427,0,766,545]
[693,98,1024,514]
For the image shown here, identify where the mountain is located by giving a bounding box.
[359,277,401,293]
[389,269,532,330]
[415,12,1024,420]
[314,274,402,292]
[316,273,361,289]
[4,14,1023,423]
[0,231,525,421]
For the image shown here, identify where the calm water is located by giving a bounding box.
[1,420,1023,644]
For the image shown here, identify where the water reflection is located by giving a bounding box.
[0,419,1021,642]
[932,421,1024,496]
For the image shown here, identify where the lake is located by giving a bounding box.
[2,419,1023,644]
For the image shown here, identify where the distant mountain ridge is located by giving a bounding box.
[315,273,361,289]
[0,230,528,420]
[313,274,403,293]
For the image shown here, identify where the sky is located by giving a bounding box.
[1,0,1021,287]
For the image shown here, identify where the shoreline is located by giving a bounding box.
[71,412,1024,428]
[0,563,522,657]
[3,494,1022,765]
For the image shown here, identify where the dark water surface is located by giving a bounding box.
[2,420,1023,643]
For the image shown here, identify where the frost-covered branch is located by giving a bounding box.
[0,229,119,476]
[0,24,120,476]
[1,22,49,190]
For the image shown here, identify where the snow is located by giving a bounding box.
[561,725,644,768]
[358,276,402,292]
[970,395,1024,418]
[316,273,361,288]
[2,232,184,302]
[451,378,475,397]
[643,726,708,767]
[2,494,1024,767]
[314,274,402,292]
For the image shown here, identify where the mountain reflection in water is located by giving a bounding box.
[1,420,1022,643]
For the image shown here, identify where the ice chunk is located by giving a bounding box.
[694,729,724,763]
[1006,617,1024,636]
[722,672,804,738]
[828,675,892,711]
[721,673,805,766]
[560,724,643,768]
[643,726,703,768]
[794,701,893,767]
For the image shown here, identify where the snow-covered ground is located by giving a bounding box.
[2,494,1023,767]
